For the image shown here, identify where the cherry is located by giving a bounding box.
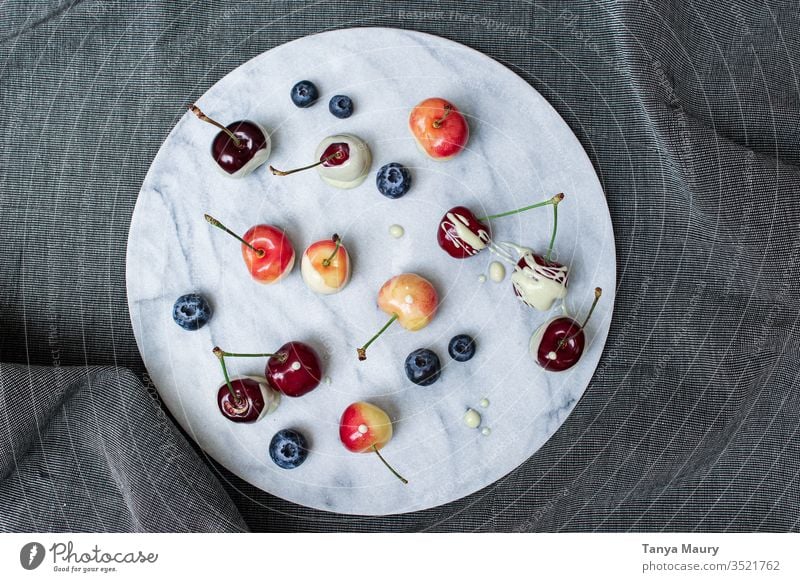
[530,287,602,372]
[265,341,323,397]
[213,343,322,400]
[189,105,269,176]
[269,144,348,176]
[205,214,295,285]
[437,193,563,259]
[320,143,349,167]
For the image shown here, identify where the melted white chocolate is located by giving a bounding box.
[300,252,350,295]
[511,254,568,311]
[442,212,490,255]
[315,134,372,189]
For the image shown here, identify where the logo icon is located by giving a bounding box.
[20,542,45,570]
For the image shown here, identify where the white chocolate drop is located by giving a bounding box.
[479,398,490,408]
[389,224,405,238]
[478,274,487,283]
[358,424,368,434]
[489,261,506,282]
[481,427,491,436]
[463,408,481,429]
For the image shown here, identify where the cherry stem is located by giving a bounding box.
[432,104,452,129]
[555,287,603,351]
[269,150,343,176]
[545,196,562,262]
[478,192,564,222]
[357,314,399,361]
[214,349,281,359]
[322,234,342,267]
[189,104,242,148]
[372,444,408,484]
[213,346,241,404]
[205,214,264,258]
[580,287,603,330]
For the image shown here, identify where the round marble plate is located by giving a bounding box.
[126,27,615,516]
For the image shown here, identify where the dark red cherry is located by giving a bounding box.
[266,341,322,397]
[533,317,585,372]
[217,378,267,423]
[437,206,491,259]
[211,121,268,175]
[320,142,350,167]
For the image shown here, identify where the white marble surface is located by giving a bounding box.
[126,28,616,515]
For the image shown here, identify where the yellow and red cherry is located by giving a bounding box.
[409,97,469,160]
[205,214,295,284]
[530,287,602,372]
[339,401,407,483]
[301,234,351,294]
[357,273,439,360]
[269,134,372,189]
[189,104,270,178]
[437,193,564,259]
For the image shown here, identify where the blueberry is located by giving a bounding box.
[290,80,319,108]
[404,348,441,386]
[448,334,476,362]
[329,95,353,118]
[376,163,412,199]
[269,429,309,469]
[172,293,212,331]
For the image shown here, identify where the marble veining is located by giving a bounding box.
[126,28,616,515]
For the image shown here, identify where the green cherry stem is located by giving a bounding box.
[357,314,399,361]
[213,346,286,403]
[322,234,342,267]
[477,192,564,222]
[269,150,343,176]
[372,444,408,484]
[189,104,242,148]
[205,214,265,258]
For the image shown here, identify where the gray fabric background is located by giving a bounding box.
[1,0,798,532]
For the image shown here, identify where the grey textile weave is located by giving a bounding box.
[1,0,798,532]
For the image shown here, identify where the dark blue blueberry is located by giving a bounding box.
[172,293,212,331]
[404,348,441,386]
[269,429,309,469]
[328,95,353,118]
[448,334,476,362]
[376,163,412,199]
[290,80,319,108]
